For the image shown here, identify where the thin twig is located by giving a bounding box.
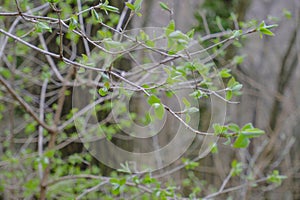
[38,78,48,180]
[202,177,268,199]
[75,180,109,200]
[0,75,56,133]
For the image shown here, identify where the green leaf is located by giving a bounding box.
[231,160,243,176]
[119,178,126,186]
[231,84,243,91]
[283,8,292,19]
[0,68,11,79]
[133,0,143,11]
[81,54,89,62]
[103,38,122,48]
[186,29,194,39]
[101,72,110,81]
[185,113,190,123]
[159,2,170,11]
[165,20,175,36]
[219,69,231,78]
[211,143,218,154]
[189,90,206,99]
[264,24,278,29]
[259,27,274,36]
[91,9,101,22]
[233,134,250,148]
[147,95,161,105]
[35,22,52,33]
[259,21,266,28]
[98,87,108,96]
[100,4,119,13]
[227,77,236,88]
[44,149,55,158]
[110,178,120,185]
[165,91,174,98]
[227,77,243,92]
[25,122,37,134]
[182,158,199,170]
[24,179,39,197]
[257,21,277,37]
[232,30,242,38]
[233,55,245,65]
[69,16,78,31]
[226,90,232,100]
[104,81,110,89]
[241,123,254,131]
[46,0,60,3]
[213,124,222,134]
[125,2,135,10]
[182,97,190,108]
[241,128,265,138]
[228,123,240,132]
[267,170,287,184]
[142,111,152,125]
[153,103,164,120]
[133,176,140,184]
[168,30,189,41]
[118,162,131,173]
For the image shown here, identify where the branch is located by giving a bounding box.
[38,78,49,180]
[0,75,56,133]
[75,180,110,200]
[202,177,268,199]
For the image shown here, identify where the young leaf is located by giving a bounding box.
[231,83,243,91]
[168,30,189,42]
[153,103,164,120]
[232,30,242,38]
[213,124,222,134]
[165,20,175,36]
[226,90,232,100]
[81,54,89,63]
[159,2,170,11]
[228,123,240,132]
[233,134,250,148]
[231,160,243,176]
[267,170,287,184]
[219,69,231,78]
[147,95,161,105]
[133,0,143,12]
[241,123,254,131]
[100,3,119,13]
[98,87,108,96]
[125,2,135,10]
[69,16,78,31]
[186,29,195,38]
[46,0,60,3]
[241,128,265,138]
[0,68,11,79]
[186,113,191,123]
[233,55,245,65]
[91,9,101,22]
[35,22,52,33]
[282,8,292,19]
[227,77,236,88]
[258,27,274,36]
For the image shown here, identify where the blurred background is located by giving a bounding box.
[0,0,299,199]
[126,0,300,199]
